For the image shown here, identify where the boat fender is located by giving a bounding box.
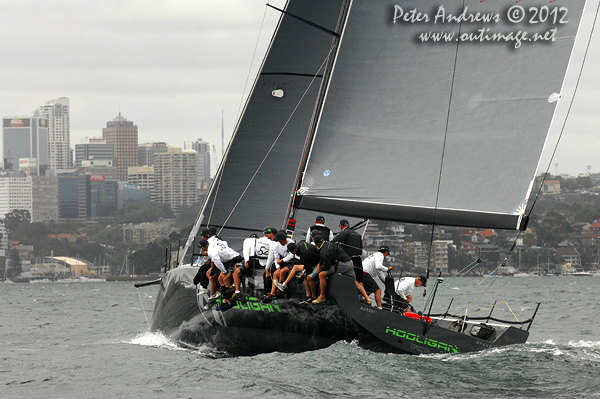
[404,312,432,323]
[469,323,495,340]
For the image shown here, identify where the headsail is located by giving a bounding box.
[297,0,587,230]
[181,0,347,257]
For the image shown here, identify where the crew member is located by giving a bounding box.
[263,231,295,302]
[362,245,393,308]
[198,238,244,310]
[306,215,334,243]
[273,240,320,303]
[393,275,427,313]
[311,235,356,304]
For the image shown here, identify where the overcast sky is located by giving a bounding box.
[1,0,598,177]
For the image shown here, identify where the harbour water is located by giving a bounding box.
[1,276,599,398]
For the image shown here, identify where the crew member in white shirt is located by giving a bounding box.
[362,245,393,308]
[394,275,427,313]
[199,238,243,308]
[263,231,295,302]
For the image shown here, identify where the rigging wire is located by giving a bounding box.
[209,4,271,229]
[236,2,271,122]
[422,0,466,315]
[136,288,150,329]
[526,0,600,218]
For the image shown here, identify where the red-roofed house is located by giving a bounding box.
[542,180,561,194]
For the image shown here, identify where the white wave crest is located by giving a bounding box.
[567,340,600,349]
[127,331,185,351]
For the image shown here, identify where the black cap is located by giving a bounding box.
[249,233,258,238]
[379,245,390,253]
[199,229,211,237]
[275,231,287,241]
[287,242,298,252]
[418,275,427,287]
[339,219,349,226]
[316,215,325,223]
[208,226,217,235]
[198,238,209,248]
[313,235,324,244]
[263,227,277,235]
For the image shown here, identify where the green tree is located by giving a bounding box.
[7,248,22,278]
[4,209,31,232]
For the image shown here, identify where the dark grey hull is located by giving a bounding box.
[149,267,529,355]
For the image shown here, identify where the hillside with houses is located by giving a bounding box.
[3,173,600,280]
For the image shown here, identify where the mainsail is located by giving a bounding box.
[297,0,587,230]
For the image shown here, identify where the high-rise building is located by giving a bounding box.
[153,147,198,213]
[31,176,59,223]
[33,97,71,169]
[184,138,211,192]
[0,171,33,220]
[80,159,118,181]
[138,142,168,167]
[127,166,154,192]
[75,137,114,166]
[102,113,138,181]
[46,169,87,221]
[2,117,49,174]
[86,175,118,218]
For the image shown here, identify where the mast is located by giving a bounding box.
[284,0,353,231]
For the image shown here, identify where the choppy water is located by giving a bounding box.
[1,276,599,398]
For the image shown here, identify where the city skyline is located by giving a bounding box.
[1,0,599,177]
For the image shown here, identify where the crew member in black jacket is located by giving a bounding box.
[312,235,355,304]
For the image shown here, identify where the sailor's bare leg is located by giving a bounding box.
[356,281,371,304]
[374,289,382,307]
[283,264,304,286]
[317,271,328,300]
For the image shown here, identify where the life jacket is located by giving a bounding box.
[404,312,433,323]
[310,224,331,241]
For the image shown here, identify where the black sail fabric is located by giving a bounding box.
[184,0,346,254]
[298,0,587,230]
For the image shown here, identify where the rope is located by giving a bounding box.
[137,288,150,329]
